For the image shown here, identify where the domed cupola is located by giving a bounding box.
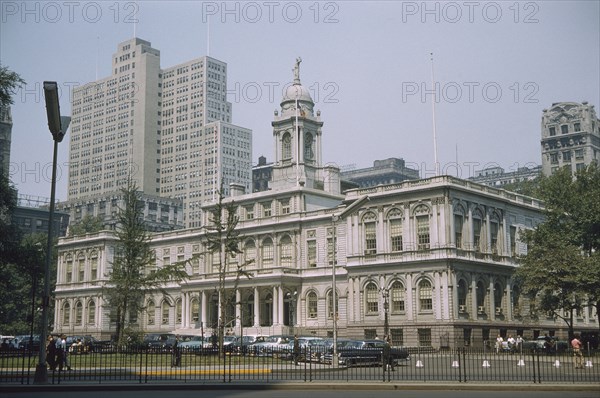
[280,57,314,118]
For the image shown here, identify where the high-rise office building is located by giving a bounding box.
[0,105,12,178]
[541,101,600,176]
[63,38,252,228]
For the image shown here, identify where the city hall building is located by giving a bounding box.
[53,63,597,349]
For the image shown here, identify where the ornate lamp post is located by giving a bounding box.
[34,82,70,384]
[382,288,390,338]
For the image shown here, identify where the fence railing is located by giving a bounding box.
[0,346,598,385]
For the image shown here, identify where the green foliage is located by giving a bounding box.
[204,184,253,354]
[501,177,541,197]
[103,179,187,348]
[0,64,25,107]
[68,214,105,236]
[516,164,600,336]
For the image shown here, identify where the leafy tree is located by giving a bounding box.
[68,214,104,236]
[501,177,540,197]
[0,64,25,107]
[103,180,188,348]
[516,164,600,338]
[203,184,252,355]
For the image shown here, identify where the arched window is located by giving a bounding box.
[75,301,83,325]
[244,239,256,269]
[454,204,465,249]
[162,300,170,325]
[280,235,292,267]
[365,282,379,314]
[390,281,405,313]
[457,279,468,308]
[304,132,314,160]
[282,132,292,160]
[490,212,501,254]
[78,253,85,282]
[476,280,486,313]
[363,212,377,254]
[388,208,403,252]
[418,280,433,311]
[87,300,96,326]
[147,300,156,326]
[62,302,71,326]
[494,282,503,315]
[327,290,338,319]
[65,255,73,283]
[176,299,182,324]
[307,291,318,319]
[261,238,274,266]
[472,209,484,252]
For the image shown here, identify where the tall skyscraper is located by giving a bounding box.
[0,105,12,178]
[541,101,600,176]
[64,38,252,228]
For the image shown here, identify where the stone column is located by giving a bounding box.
[254,287,260,327]
[200,290,207,327]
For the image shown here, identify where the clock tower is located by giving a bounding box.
[270,58,339,194]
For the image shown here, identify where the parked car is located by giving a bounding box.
[18,335,41,351]
[249,335,292,356]
[323,339,410,367]
[66,335,112,353]
[522,336,569,353]
[144,333,177,352]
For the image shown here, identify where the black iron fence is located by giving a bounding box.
[0,346,598,385]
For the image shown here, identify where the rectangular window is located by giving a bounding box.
[563,151,571,162]
[454,214,463,249]
[365,222,377,253]
[561,124,569,134]
[416,215,430,250]
[364,329,377,340]
[473,218,482,251]
[307,240,317,267]
[367,288,379,314]
[327,238,335,265]
[281,199,290,214]
[549,126,556,136]
[78,259,85,282]
[262,202,271,217]
[390,328,404,346]
[550,152,559,164]
[576,163,585,171]
[575,149,584,159]
[574,122,581,131]
[418,328,432,347]
[510,226,517,256]
[490,222,498,254]
[245,205,254,220]
[390,219,403,251]
[91,258,98,280]
[66,262,73,282]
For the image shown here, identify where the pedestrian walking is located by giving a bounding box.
[571,333,584,369]
[171,335,181,367]
[382,336,394,372]
[46,336,57,371]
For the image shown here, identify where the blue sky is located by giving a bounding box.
[2,1,599,200]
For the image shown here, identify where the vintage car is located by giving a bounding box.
[323,339,410,367]
[249,335,292,356]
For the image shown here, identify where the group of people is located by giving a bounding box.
[46,334,71,371]
[495,334,523,353]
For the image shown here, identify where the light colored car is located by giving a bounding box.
[250,335,292,356]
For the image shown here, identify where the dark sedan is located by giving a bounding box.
[323,339,410,367]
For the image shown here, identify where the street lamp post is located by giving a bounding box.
[330,195,370,367]
[382,288,389,338]
[33,82,70,384]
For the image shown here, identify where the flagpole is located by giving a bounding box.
[430,52,439,177]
